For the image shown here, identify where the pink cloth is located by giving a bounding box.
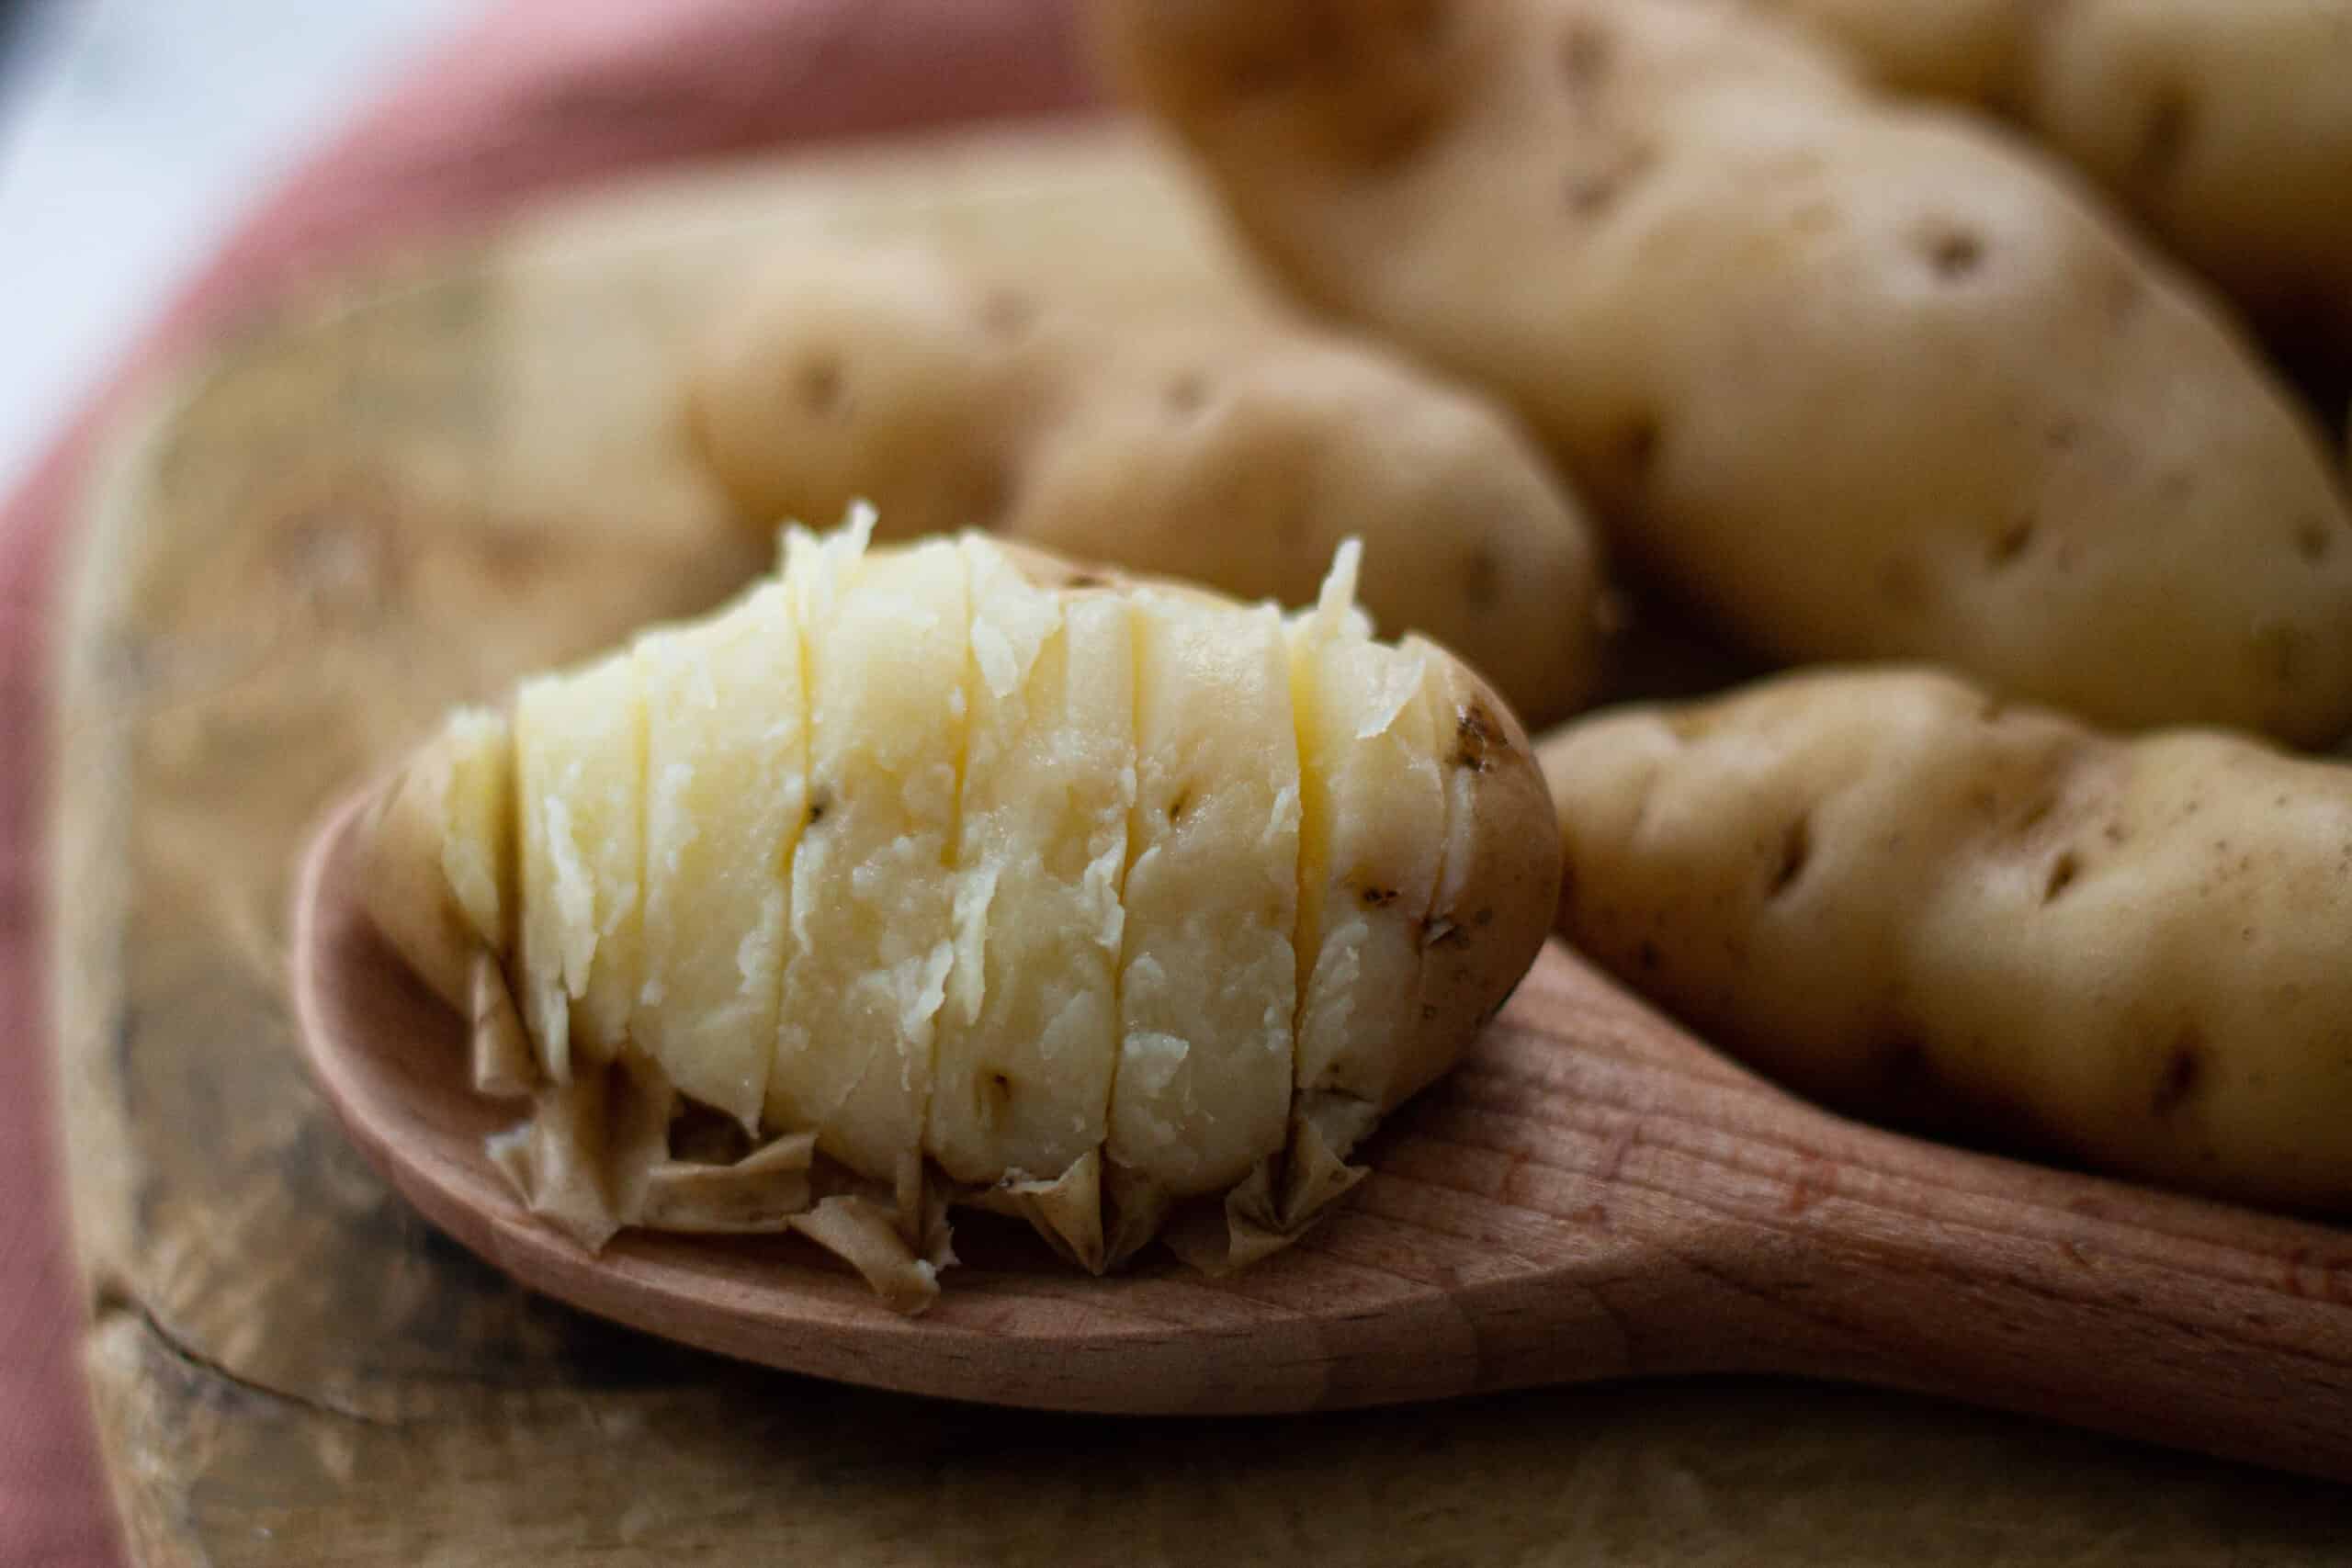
[0,4,1091,1562]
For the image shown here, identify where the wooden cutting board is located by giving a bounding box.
[50,123,2352,1565]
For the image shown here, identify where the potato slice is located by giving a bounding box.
[514,649,645,1080]
[356,706,514,1011]
[766,521,971,1181]
[630,581,809,1132]
[1109,588,1300,1196]
[925,539,1134,1186]
[1283,544,1446,1136]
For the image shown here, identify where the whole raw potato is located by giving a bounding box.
[1097,0,2352,744]
[1539,666,2352,1214]
[1753,0,2352,360]
[363,518,1559,1306]
[686,245,1608,728]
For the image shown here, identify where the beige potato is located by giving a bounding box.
[1100,0,2352,744]
[1752,0,2352,359]
[685,245,1606,728]
[1540,666,2352,1214]
[361,520,1557,1304]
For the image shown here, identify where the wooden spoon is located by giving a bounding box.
[292,786,2352,1479]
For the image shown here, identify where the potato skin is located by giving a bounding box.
[1406,656,1560,1112]
[1756,0,2352,361]
[1098,0,2352,744]
[357,711,511,1011]
[1540,666,2352,1214]
[685,247,1606,728]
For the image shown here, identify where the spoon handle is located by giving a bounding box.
[1366,991,2352,1480]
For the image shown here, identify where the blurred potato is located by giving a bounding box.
[686,245,1609,728]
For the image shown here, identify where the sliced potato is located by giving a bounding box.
[1109,589,1301,1196]
[925,539,1134,1186]
[514,651,644,1078]
[1283,544,1446,1132]
[359,525,1560,1301]
[631,581,808,1131]
[767,522,971,1182]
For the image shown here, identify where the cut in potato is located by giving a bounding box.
[360,522,1559,1307]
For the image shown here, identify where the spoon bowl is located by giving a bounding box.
[293,785,2352,1473]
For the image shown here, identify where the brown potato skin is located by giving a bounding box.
[1408,657,1561,1112]
[1539,666,2352,1215]
[1097,0,2352,745]
[685,246,1607,728]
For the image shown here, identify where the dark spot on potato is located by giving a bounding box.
[1453,702,1506,773]
[797,356,844,415]
[1065,572,1108,590]
[1616,413,1660,478]
[1360,103,1439,170]
[2296,520,2335,563]
[2152,1032,2205,1117]
[2042,850,2080,903]
[1163,372,1209,416]
[1561,17,1612,91]
[1420,917,1469,951]
[978,288,1035,336]
[1988,516,2035,569]
[1921,226,1984,280]
[1360,886,1400,908]
[806,791,831,827]
[1565,145,1652,218]
[2132,83,2195,188]
[1166,787,1192,823]
[1767,815,1813,898]
[980,1071,1014,1126]
[1464,546,1502,609]
[1473,907,1494,927]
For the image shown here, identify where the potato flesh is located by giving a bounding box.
[1284,547,1446,1115]
[766,529,971,1182]
[630,582,808,1131]
[514,652,645,1079]
[1109,591,1301,1195]
[925,541,1134,1184]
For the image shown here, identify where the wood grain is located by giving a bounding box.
[51,124,2352,1564]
